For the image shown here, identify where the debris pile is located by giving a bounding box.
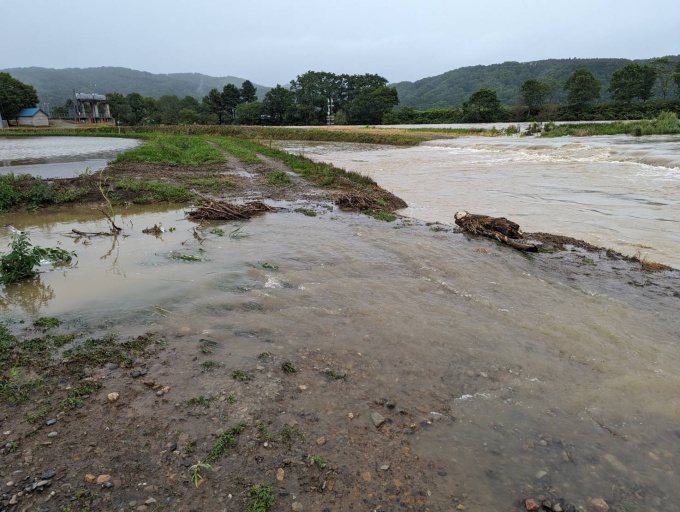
[187,200,274,220]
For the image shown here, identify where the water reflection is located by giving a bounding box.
[0,277,55,315]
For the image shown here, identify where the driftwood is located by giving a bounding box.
[187,199,274,221]
[454,211,538,252]
[335,190,407,212]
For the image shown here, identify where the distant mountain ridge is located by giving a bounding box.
[0,66,271,108]
[4,57,679,112]
[392,56,680,109]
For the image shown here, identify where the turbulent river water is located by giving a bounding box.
[1,134,680,510]
[278,134,680,269]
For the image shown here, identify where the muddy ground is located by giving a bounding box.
[1,149,678,512]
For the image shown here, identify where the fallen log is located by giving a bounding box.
[454,211,538,252]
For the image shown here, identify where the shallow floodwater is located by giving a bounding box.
[278,135,680,268]
[1,206,679,509]
[0,136,140,177]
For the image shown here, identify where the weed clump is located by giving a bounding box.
[0,232,75,284]
[247,484,275,512]
[209,423,246,461]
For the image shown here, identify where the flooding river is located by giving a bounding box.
[278,135,680,268]
[1,135,680,510]
[0,136,140,177]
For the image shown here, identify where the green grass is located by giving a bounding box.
[295,208,317,217]
[115,178,194,203]
[247,485,276,512]
[114,134,224,165]
[33,317,61,330]
[209,423,246,461]
[188,395,211,408]
[210,137,262,163]
[373,211,397,222]
[0,174,88,212]
[232,369,254,382]
[268,170,291,185]
[542,112,680,138]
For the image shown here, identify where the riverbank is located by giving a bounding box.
[1,132,679,512]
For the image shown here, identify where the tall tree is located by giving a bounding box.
[651,57,675,100]
[564,68,601,106]
[202,88,225,124]
[0,72,39,122]
[609,63,656,103]
[520,79,551,114]
[221,84,241,120]
[675,62,680,97]
[346,86,399,125]
[240,80,257,103]
[461,88,503,122]
[262,85,294,124]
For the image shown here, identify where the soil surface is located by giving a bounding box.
[1,149,678,512]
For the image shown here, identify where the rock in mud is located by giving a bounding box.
[370,412,386,428]
[590,498,609,512]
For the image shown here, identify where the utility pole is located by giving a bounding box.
[326,97,334,127]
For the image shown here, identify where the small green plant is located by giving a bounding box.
[170,252,206,262]
[201,360,224,371]
[294,207,317,217]
[247,484,276,512]
[209,423,246,461]
[280,425,305,445]
[323,368,347,380]
[232,369,253,382]
[372,211,397,222]
[189,461,212,488]
[281,361,297,374]
[226,394,237,404]
[33,317,61,330]
[268,170,291,185]
[256,421,273,442]
[258,261,278,270]
[1,232,75,284]
[310,455,327,469]
[5,440,19,453]
[209,228,225,236]
[188,395,211,408]
[257,351,272,361]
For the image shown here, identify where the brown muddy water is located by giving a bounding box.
[278,135,680,269]
[0,136,140,177]
[1,204,680,510]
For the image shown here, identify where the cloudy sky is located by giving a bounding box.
[2,0,678,86]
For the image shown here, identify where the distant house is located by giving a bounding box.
[17,108,49,127]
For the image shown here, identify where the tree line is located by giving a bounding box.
[387,59,680,124]
[35,72,398,127]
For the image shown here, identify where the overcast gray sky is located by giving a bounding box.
[2,0,678,85]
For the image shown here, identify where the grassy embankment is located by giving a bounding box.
[541,111,680,137]
[0,128,422,213]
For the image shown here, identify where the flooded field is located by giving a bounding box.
[2,202,679,510]
[0,136,140,178]
[278,134,680,268]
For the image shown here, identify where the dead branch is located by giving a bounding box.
[187,199,274,221]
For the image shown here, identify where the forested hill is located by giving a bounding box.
[0,67,271,107]
[393,57,680,109]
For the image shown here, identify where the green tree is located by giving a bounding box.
[674,62,680,97]
[652,57,675,100]
[346,86,399,125]
[0,72,40,122]
[221,84,241,121]
[156,95,182,124]
[105,92,131,123]
[564,68,601,106]
[240,80,257,103]
[461,88,503,122]
[236,101,264,125]
[262,85,294,124]
[202,88,226,124]
[609,63,656,103]
[520,79,551,115]
[289,71,343,124]
[126,93,155,125]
